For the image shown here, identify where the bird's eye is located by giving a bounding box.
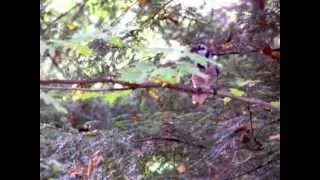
[197,64,206,69]
[190,45,199,52]
[199,44,207,49]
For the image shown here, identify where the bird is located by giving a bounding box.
[190,44,221,105]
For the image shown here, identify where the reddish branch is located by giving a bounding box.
[40,86,133,92]
[40,78,279,111]
[214,48,280,56]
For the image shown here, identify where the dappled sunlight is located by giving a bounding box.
[177,0,241,11]
[46,0,77,13]
[176,0,242,27]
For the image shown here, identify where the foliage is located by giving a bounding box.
[41,0,280,179]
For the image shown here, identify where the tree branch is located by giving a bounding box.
[42,4,80,34]
[40,78,279,111]
[42,0,88,34]
[225,157,278,180]
[131,136,206,149]
[214,48,280,56]
[40,86,133,92]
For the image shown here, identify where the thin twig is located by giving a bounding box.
[131,136,206,149]
[225,157,278,180]
[214,158,234,180]
[246,86,254,136]
[42,3,80,33]
[109,1,138,27]
[141,0,174,25]
[40,86,133,92]
[214,48,280,56]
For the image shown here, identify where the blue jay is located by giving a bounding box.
[190,44,221,105]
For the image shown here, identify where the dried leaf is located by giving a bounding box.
[177,163,186,173]
[223,97,232,105]
[133,113,141,124]
[271,51,280,61]
[148,89,161,101]
[138,0,151,7]
[259,18,269,28]
[67,165,84,178]
[162,111,173,124]
[259,45,280,61]
[261,45,273,56]
[83,129,101,136]
[87,159,94,178]
[221,42,233,50]
[269,134,280,140]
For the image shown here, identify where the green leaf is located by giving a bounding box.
[177,62,207,79]
[105,36,126,48]
[52,163,61,174]
[119,61,156,83]
[135,61,155,72]
[148,161,161,172]
[114,120,125,128]
[271,101,280,109]
[50,39,66,47]
[229,88,245,97]
[72,44,94,56]
[71,28,127,48]
[40,91,67,114]
[50,40,94,56]
[157,162,174,173]
[70,29,105,42]
[119,68,147,83]
[150,67,178,83]
[184,52,208,66]
[151,67,176,77]
[235,78,260,87]
[145,47,176,54]
[183,52,223,68]
[102,90,131,105]
[71,92,100,101]
[142,47,186,60]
